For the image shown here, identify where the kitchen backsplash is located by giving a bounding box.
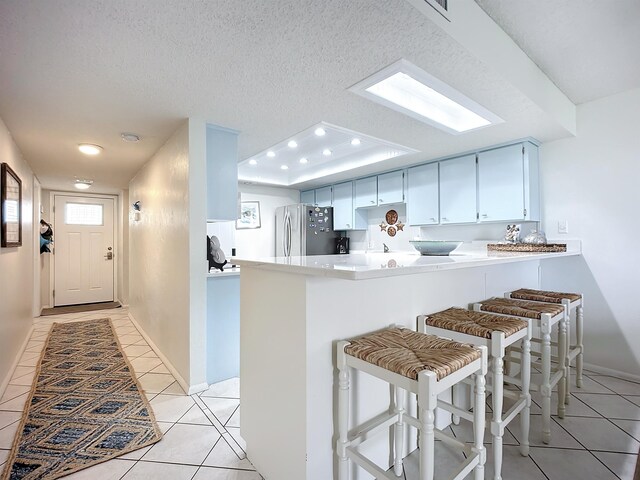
[207,221,235,258]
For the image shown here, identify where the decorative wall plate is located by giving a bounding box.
[385,210,398,225]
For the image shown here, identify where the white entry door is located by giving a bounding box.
[54,195,115,306]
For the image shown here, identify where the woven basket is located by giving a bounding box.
[487,243,567,253]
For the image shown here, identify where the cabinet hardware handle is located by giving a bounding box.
[346,224,350,228]
[430,217,436,221]
[379,199,383,203]
[442,217,448,221]
[482,214,488,218]
[370,200,375,204]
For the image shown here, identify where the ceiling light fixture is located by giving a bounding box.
[349,59,503,134]
[267,151,276,158]
[121,133,140,143]
[249,159,258,165]
[351,138,361,146]
[314,127,326,137]
[78,144,103,155]
[287,140,298,149]
[74,179,93,190]
[322,149,332,156]
[281,165,289,170]
[299,157,308,164]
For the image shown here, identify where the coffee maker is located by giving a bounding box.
[335,234,349,254]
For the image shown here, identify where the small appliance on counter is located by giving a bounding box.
[275,204,339,256]
[335,233,349,254]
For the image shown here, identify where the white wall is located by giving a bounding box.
[0,116,35,393]
[235,184,299,258]
[117,189,129,306]
[539,87,640,378]
[40,188,52,308]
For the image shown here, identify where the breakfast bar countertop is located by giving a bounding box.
[234,241,581,281]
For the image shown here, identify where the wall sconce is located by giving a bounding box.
[132,201,142,222]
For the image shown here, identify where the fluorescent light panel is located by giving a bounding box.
[350,59,503,134]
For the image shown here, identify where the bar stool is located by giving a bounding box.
[336,326,488,480]
[418,307,532,480]
[472,298,566,444]
[506,288,584,403]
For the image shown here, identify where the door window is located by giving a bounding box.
[65,203,104,225]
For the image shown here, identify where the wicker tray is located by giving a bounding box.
[487,243,567,253]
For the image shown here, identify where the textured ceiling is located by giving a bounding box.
[476,0,640,105]
[0,0,592,191]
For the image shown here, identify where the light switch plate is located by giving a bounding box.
[558,220,569,234]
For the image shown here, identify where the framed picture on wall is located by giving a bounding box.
[236,201,261,229]
[1,162,22,247]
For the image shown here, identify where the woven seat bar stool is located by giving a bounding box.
[336,326,488,480]
[472,298,567,444]
[506,288,584,403]
[418,308,532,480]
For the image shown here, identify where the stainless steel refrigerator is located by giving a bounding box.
[275,204,339,256]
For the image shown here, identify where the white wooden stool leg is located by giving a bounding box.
[337,343,350,480]
[576,305,584,388]
[474,371,487,480]
[492,353,504,480]
[540,319,552,444]
[420,409,435,480]
[452,383,461,425]
[564,310,571,404]
[557,318,567,418]
[520,335,531,456]
[393,386,405,476]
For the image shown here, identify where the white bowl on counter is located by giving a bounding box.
[409,240,463,256]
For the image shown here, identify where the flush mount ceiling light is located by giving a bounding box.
[78,144,103,155]
[349,59,503,134]
[74,179,93,190]
[121,133,140,143]
[314,127,326,137]
[237,121,418,187]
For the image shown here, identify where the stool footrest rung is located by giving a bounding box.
[437,399,475,423]
[348,411,398,447]
[500,398,527,429]
[346,448,398,480]
[448,452,481,480]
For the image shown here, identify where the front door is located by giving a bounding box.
[54,195,115,306]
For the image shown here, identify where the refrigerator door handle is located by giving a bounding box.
[285,213,292,256]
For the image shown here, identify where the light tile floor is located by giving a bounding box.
[1,308,639,479]
[0,307,263,480]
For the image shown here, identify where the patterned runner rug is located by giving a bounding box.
[1,319,162,480]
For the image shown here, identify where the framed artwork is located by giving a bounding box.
[236,201,261,229]
[1,163,22,247]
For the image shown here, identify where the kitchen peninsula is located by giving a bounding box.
[236,243,581,480]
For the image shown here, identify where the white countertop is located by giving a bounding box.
[207,266,241,278]
[234,242,581,280]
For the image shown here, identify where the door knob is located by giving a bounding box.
[104,251,113,260]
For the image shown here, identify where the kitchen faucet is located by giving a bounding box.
[383,243,389,253]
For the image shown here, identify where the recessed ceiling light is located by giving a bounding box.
[281,165,289,170]
[287,140,298,149]
[267,151,276,158]
[349,59,503,134]
[351,138,361,146]
[299,157,308,164]
[249,159,258,165]
[121,133,140,143]
[322,149,332,156]
[78,144,103,155]
[314,127,326,137]
[74,179,93,190]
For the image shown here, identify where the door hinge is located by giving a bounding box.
[522,146,525,155]
[475,155,478,164]
[476,212,479,220]
[53,289,55,298]
[524,208,527,217]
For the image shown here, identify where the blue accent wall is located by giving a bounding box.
[207,276,240,383]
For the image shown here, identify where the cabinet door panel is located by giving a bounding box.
[315,186,332,207]
[354,177,377,208]
[332,182,354,230]
[377,171,404,205]
[407,163,439,225]
[300,190,315,205]
[439,155,477,224]
[478,144,524,222]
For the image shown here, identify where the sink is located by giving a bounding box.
[409,240,463,256]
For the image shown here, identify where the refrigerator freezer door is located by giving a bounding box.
[275,206,286,256]
[288,205,303,257]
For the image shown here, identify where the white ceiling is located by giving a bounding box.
[0,1,635,192]
[476,0,640,105]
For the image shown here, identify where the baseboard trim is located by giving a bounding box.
[584,362,640,383]
[127,312,206,395]
[0,324,35,399]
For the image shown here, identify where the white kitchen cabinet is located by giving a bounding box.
[407,163,439,225]
[439,154,477,224]
[377,170,404,205]
[478,142,539,222]
[354,176,377,208]
[332,181,366,230]
[315,186,332,207]
[300,189,315,205]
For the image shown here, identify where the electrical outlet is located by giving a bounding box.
[558,220,569,234]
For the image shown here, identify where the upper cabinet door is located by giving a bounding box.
[300,190,315,205]
[377,171,404,205]
[478,144,525,222]
[332,182,354,230]
[315,186,332,207]
[439,155,477,224]
[407,163,439,225]
[354,176,377,208]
